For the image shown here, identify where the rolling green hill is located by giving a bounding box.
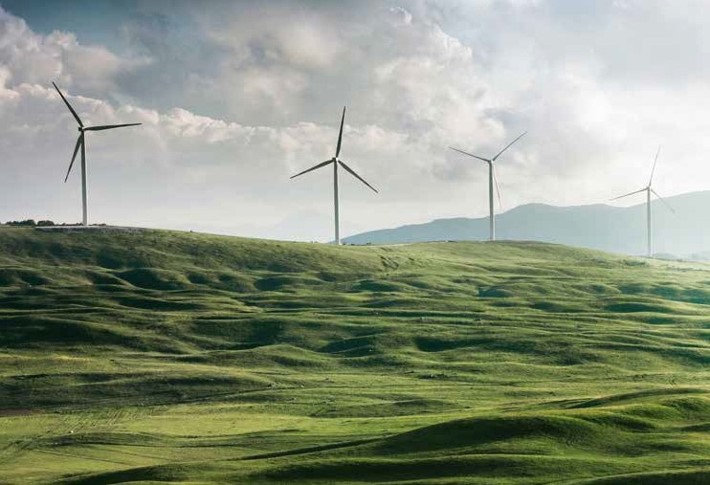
[0,226,708,484]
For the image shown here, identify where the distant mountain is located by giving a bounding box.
[344,190,710,257]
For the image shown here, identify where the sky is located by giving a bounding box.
[0,0,708,241]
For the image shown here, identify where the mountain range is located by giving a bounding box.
[344,190,710,259]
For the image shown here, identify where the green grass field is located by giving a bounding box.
[0,226,708,484]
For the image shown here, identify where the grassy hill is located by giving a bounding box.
[0,226,708,484]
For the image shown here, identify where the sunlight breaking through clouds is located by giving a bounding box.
[0,1,709,241]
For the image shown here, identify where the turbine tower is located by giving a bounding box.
[610,146,674,258]
[53,82,142,226]
[449,131,527,241]
[290,107,378,245]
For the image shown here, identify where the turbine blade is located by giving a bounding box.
[492,164,503,210]
[52,82,83,127]
[610,187,646,201]
[448,147,490,163]
[651,188,675,213]
[64,133,83,183]
[648,145,661,186]
[338,160,378,193]
[290,159,334,179]
[335,106,346,158]
[492,131,527,161]
[84,123,142,131]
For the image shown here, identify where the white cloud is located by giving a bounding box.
[0,2,709,241]
[0,8,150,96]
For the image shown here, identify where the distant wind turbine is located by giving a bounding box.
[290,107,378,245]
[449,131,527,241]
[52,82,142,227]
[610,146,675,258]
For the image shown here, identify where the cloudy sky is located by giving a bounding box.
[0,0,708,241]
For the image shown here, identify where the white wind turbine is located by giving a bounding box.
[290,107,378,245]
[53,82,142,227]
[449,132,527,241]
[610,146,675,258]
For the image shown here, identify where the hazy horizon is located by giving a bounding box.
[1,0,710,242]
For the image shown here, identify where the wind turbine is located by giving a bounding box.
[449,131,527,241]
[610,146,674,258]
[290,107,378,245]
[52,82,142,227]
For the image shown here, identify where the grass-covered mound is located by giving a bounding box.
[0,226,707,484]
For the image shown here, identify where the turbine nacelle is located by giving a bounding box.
[291,106,377,193]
